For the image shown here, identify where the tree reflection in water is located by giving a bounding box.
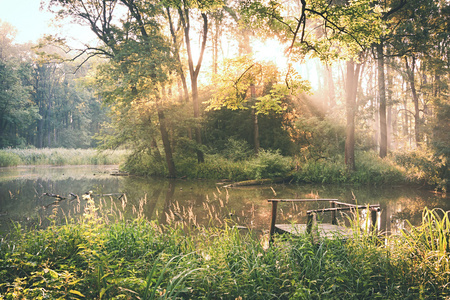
[0,166,449,236]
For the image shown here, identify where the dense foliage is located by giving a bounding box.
[0,22,109,149]
[0,0,448,189]
[1,199,449,299]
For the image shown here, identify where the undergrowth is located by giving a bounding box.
[293,151,406,185]
[0,193,449,299]
[0,148,129,166]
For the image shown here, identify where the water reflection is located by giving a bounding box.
[0,165,449,236]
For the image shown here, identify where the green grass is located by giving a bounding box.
[0,151,22,167]
[0,148,129,166]
[293,151,408,185]
[0,195,449,299]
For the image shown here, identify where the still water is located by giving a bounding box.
[1,165,449,237]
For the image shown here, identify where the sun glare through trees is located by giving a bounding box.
[0,0,448,189]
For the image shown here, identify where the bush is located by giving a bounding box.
[293,158,348,184]
[249,149,293,179]
[175,154,251,181]
[393,147,448,190]
[222,138,252,161]
[294,116,346,160]
[0,150,22,167]
[293,151,406,185]
[124,150,167,177]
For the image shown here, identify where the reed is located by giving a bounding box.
[0,150,22,167]
[293,151,406,185]
[1,195,449,299]
[1,148,129,166]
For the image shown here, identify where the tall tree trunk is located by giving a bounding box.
[212,15,221,75]
[345,59,361,171]
[405,56,421,147]
[326,64,336,110]
[251,84,259,155]
[377,42,387,158]
[402,79,409,138]
[179,8,208,163]
[387,61,393,150]
[166,7,189,103]
[158,108,176,178]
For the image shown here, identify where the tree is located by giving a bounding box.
[164,0,225,163]
[273,0,382,170]
[206,56,310,153]
[47,0,179,176]
[0,22,39,148]
[345,59,361,171]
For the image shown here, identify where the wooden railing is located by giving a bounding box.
[267,199,381,243]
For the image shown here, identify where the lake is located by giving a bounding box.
[1,165,449,237]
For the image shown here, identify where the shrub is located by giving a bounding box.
[222,138,252,161]
[124,150,167,177]
[293,158,348,184]
[0,150,22,167]
[294,116,346,160]
[393,147,447,190]
[293,151,406,185]
[175,154,251,180]
[353,151,405,185]
[248,149,293,179]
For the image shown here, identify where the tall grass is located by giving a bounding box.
[143,150,292,180]
[0,151,21,167]
[293,151,407,185]
[0,191,449,299]
[0,148,129,166]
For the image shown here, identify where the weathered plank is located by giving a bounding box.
[274,223,354,239]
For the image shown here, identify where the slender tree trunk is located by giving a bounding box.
[251,84,259,155]
[405,56,421,147]
[166,7,189,103]
[158,108,176,178]
[401,79,409,138]
[179,8,208,163]
[345,59,361,171]
[387,61,393,150]
[377,42,387,158]
[212,16,221,75]
[326,64,336,110]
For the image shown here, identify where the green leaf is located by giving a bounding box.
[69,289,85,297]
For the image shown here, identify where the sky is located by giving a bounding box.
[0,0,319,89]
[0,0,55,44]
[0,0,95,46]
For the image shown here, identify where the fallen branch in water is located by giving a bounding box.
[42,193,66,200]
[223,177,288,188]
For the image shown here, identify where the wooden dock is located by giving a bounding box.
[268,199,380,243]
[274,223,354,239]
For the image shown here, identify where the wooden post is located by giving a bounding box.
[269,201,278,244]
[307,212,315,234]
[370,208,378,234]
[307,212,318,242]
[330,201,337,225]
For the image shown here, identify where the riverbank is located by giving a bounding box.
[1,199,449,299]
[1,148,447,191]
[0,148,129,167]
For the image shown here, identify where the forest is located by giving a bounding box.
[1,1,450,298]
[0,0,448,190]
